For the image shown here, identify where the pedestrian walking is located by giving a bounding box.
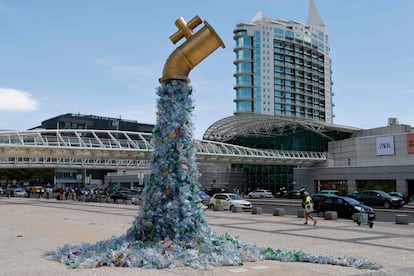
[302,191,316,225]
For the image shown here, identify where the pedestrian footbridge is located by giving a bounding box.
[0,129,326,169]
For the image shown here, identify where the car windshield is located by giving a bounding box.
[377,191,390,197]
[228,194,242,200]
[343,197,361,205]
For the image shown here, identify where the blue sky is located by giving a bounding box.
[0,0,413,139]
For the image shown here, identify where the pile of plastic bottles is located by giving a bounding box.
[48,80,381,271]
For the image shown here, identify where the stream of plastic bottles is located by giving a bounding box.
[48,80,381,271]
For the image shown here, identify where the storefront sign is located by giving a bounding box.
[376,136,394,155]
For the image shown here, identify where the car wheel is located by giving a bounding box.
[383,201,391,209]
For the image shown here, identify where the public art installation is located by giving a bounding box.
[49,16,381,271]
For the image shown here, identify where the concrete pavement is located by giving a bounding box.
[0,197,413,275]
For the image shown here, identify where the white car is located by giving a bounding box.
[209,193,252,211]
[13,187,27,197]
[248,189,274,199]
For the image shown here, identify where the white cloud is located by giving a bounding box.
[0,88,39,112]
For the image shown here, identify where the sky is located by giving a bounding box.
[0,0,413,139]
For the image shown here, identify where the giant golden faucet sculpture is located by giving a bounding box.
[159,16,225,83]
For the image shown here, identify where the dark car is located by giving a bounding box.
[311,193,335,209]
[388,192,405,199]
[351,190,405,209]
[205,187,228,197]
[287,189,302,199]
[315,195,375,220]
[109,190,141,202]
[199,190,211,207]
[275,187,288,198]
[319,190,340,196]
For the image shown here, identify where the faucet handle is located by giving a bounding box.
[169,16,202,44]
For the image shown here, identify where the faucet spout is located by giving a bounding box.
[159,16,225,83]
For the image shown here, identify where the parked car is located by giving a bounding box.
[248,189,274,199]
[275,187,288,198]
[26,186,45,195]
[13,187,27,197]
[350,190,405,209]
[287,189,303,199]
[109,190,141,203]
[199,190,211,207]
[318,190,340,196]
[310,193,335,209]
[388,192,405,199]
[131,193,143,205]
[205,187,228,197]
[347,191,359,198]
[315,195,375,220]
[208,193,252,211]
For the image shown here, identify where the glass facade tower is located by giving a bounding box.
[233,0,333,123]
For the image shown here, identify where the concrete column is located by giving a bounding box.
[347,179,357,192]
[396,179,406,194]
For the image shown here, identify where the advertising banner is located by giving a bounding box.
[376,136,394,155]
[407,133,414,154]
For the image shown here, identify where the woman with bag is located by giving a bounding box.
[303,192,316,225]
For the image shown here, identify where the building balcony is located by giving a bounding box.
[234,84,254,89]
[234,46,253,51]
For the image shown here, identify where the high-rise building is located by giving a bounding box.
[233,0,333,123]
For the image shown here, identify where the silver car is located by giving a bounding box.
[13,187,27,197]
[248,189,274,199]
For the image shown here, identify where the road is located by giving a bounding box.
[248,198,414,223]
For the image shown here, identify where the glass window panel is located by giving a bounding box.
[237,102,252,112]
[286,30,294,38]
[274,28,284,39]
[237,88,251,99]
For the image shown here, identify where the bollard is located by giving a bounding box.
[273,208,285,216]
[125,199,132,205]
[324,211,338,220]
[251,207,262,214]
[395,214,409,225]
[213,205,224,211]
[231,206,242,213]
[297,210,305,218]
[352,213,359,222]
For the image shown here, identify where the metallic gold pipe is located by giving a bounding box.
[159,16,225,83]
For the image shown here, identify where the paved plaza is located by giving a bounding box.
[0,197,413,276]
